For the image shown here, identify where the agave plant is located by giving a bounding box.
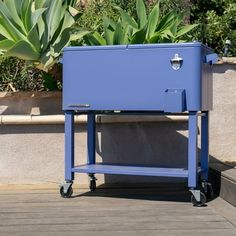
[0,0,83,72]
[84,0,198,45]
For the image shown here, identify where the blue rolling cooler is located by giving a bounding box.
[60,42,217,206]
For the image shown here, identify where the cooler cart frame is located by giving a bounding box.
[60,42,216,206]
[60,110,213,206]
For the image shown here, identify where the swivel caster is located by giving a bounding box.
[201,181,214,199]
[89,179,96,191]
[88,174,97,191]
[60,182,73,198]
[191,192,206,207]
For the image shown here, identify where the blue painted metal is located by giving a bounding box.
[204,53,218,64]
[62,42,215,194]
[63,42,215,112]
[65,111,74,181]
[87,113,96,165]
[200,111,209,181]
[72,164,189,178]
[188,111,198,188]
[164,89,186,112]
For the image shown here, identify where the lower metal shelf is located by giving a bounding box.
[72,164,193,178]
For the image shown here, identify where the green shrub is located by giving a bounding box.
[157,0,191,17]
[0,56,63,91]
[191,0,236,56]
[0,57,44,92]
[75,0,137,35]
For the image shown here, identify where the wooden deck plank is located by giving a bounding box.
[0,209,219,219]
[0,188,235,235]
[0,214,227,225]
[0,230,236,236]
[0,221,234,231]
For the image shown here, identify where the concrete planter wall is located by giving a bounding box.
[0,61,235,185]
[210,61,236,164]
[0,91,62,116]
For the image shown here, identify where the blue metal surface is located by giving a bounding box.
[188,112,198,188]
[63,42,215,112]
[62,42,214,194]
[72,164,189,178]
[63,111,210,187]
[87,113,96,165]
[204,53,218,64]
[200,111,209,181]
[164,89,186,112]
[65,111,74,181]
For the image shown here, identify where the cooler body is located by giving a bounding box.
[63,42,215,113]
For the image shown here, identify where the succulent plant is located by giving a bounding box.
[0,0,84,72]
[84,0,198,45]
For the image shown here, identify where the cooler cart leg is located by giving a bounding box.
[60,111,74,198]
[200,111,209,181]
[188,111,198,189]
[188,112,206,206]
[87,113,97,191]
[200,111,214,199]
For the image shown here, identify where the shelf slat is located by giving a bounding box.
[72,164,189,178]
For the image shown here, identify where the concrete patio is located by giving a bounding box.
[0,184,236,236]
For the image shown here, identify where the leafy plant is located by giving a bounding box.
[156,0,191,18]
[75,0,137,34]
[0,56,44,92]
[84,0,197,45]
[75,0,190,36]
[190,0,236,56]
[0,0,83,72]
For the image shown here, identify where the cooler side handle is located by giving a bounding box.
[204,53,218,64]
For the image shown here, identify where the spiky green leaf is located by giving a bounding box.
[70,29,91,41]
[136,0,147,28]
[156,10,177,32]
[0,11,27,41]
[6,40,39,60]
[103,16,116,45]
[113,22,128,45]
[146,2,160,40]
[84,32,106,46]
[114,6,138,29]
[0,39,15,51]
[4,0,26,33]
[131,25,147,44]
[46,1,62,40]
[53,28,71,53]
[176,24,198,38]
[21,0,32,32]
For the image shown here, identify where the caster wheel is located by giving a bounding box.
[191,192,206,207]
[89,180,96,191]
[60,185,73,198]
[202,182,214,199]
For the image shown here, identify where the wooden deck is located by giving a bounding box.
[0,184,236,236]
